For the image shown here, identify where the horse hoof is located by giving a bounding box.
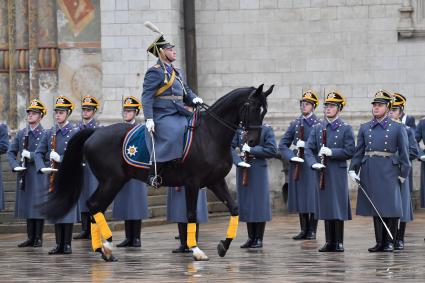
[101,253,118,262]
[192,247,209,261]
[217,240,228,257]
[102,241,113,257]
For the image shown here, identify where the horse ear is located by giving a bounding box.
[254,84,264,97]
[263,85,274,97]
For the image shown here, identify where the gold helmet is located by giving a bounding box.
[147,35,175,58]
[27,99,47,117]
[54,95,75,115]
[325,90,346,110]
[123,96,142,115]
[392,92,406,110]
[81,95,100,110]
[300,90,319,109]
[372,89,393,108]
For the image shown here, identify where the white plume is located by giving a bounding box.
[144,21,162,34]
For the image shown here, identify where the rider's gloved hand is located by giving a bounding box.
[146,119,155,133]
[192,97,203,105]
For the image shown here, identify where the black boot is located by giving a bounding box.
[334,220,344,252]
[172,223,190,253]
[62,223,73,254]
[293,213,309,240]
[251,222,265,248]
[73,213,91,240]
[306,214,318,240]
[131,220,142,247]
[395,221,406,250]
[147,163,164,188]
[368,217,383,252]
[319,220,334,252]
[18,219,35,247]
[49,224,63,255]
[33,219,44,247]
[117,221,132,247]
[382,218,397,252]
[240,222,255,248]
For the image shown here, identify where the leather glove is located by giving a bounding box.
[13,166,26,172]
[21,149,31,159]
[398,176,406,183]
[146,119,155,133]
[40,167,58,174]
[296,140,305,148]
[242,143,251,153]
[312,163,325,170]
[237,161,251,168]
[420,155,425,162]
[348,170,360,182]
[192,97,203,105]
[318,146,332,157]
[290,156,304,163]
[50,151,61,163]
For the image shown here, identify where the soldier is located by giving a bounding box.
[279,90,321,240]
[35,96,78,255]
[349,90,410,253]
[416,118,425,221]
[0,122,9,211]
[393,92,416,130]
[113,96,149,248]
[167,187,208,253]
[231,124,277,248]
[142,29,203,188]
[7,99,48,247]
[389,97,418,250]
[305,91,355,252]
[74,95,101,240]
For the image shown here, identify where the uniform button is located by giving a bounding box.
[295,131,298,134]
[369,142,372,144]
[369,129,372,132]
[334,142,337,145]
[337,130,340,132]
[37,138,39,140]
[384,149,387,151]
[385,135,388,138]
[387,129,390,132]
[389,124,392,126]
[335,136,338,138]
[66,135,69,138]
[65,142,68,144]
[385,142,387,144]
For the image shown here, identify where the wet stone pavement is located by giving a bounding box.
[1,213,425,282]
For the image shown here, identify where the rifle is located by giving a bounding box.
[48,125,57,193]
[18,126,29,191]
[293,121,304,181]
[319,90,327,190]
[241,129,250,187]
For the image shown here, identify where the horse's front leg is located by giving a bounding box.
[208,179,239,257]
[185,185,209,261]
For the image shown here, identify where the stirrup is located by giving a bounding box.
[149,175,162,189]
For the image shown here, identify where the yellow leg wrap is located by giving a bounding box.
[91,223,102,252]
[226,216,239,239]
[93,212,112,240]
[187,223,197,248]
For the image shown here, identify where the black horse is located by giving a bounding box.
[42,84,273,261]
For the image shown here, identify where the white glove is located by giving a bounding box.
[242,143,251,153]
[21,149,31,159]
[318,146,332,157]
[312,163,325,170]
[50,151,61,163]
[192,97,203,105]
[348,170,360,182]
[290,156,304,163]
[296,140,305,148]
[237,161,251,168]
[40,167,58,174]
[398,176,406,183]
[420,155,425,162]
[13,166,26,172]
[146,119,155,133]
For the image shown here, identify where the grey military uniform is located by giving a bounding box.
[0,124,9,210]
[415,119,425,207]
[166,187,208,224]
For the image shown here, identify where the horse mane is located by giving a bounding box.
[209,87,256,111]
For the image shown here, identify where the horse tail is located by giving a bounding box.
[41,128,95,220]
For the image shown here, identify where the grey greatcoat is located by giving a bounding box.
[0,124,9,210]
[112,179,149,220]
[166,187,208,223]
[142,60,197,162]
[305,118,355,221]
[35,123,78,224]
[415,119,425,208]
[7,125,48,219]
[279,114,321,213]
[231,125,277,222]
[349,117,411,217]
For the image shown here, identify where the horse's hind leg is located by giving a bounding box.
[207,179,239,257]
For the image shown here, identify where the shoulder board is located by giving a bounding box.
[153,64,160,68]
[263,123,271,128]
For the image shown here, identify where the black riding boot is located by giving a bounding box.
[319,220,334,252]
[395,221,406,250]
[172,223,190,253]
[240,222,255,248]
[18,219,35,247]
[33,219,44,247]
[293,213,309,240]
[49,224,63,255]
[62,224,73,254]
[306,213,318,240]
[334,220,344,252]
[117,221,132,247]
[131,220,142,247]
[74,212,91,240]
[251,222,265,248]
[147,163,165,188]
[382,218,397,252]
[368,217,383,252]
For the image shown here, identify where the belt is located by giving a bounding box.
[364,151,394,157]
[157,95,183,100]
